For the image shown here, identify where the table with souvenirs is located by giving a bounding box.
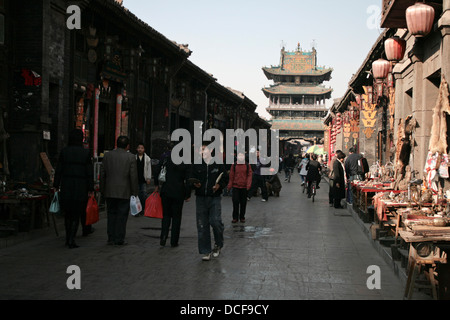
[351,152,450,299]
[0,181,55,237]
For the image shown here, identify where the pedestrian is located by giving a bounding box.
[359,152,370,180]
[333,152,347,209]
[247,150,269,202]
[53,129,94,249]
[283,153,295,181]
[227,152,252,223]
[135,142,152,215]
[299,154,310,186]
[328,150,344,207]
[154,143,191,247]
[100,136,139,246]
[190,143,228,261]
[306,154,322,198]
[344,147,363,204]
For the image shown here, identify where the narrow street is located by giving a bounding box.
[0,173,418,301]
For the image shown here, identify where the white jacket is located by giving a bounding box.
[136,153,152,181]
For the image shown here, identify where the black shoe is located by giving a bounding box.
[114,241,128,246]
[82,227,95,237]
[171,243,179,248]
[68,243,79,249]
[160,237,167,246]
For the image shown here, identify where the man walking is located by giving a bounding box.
[190,143,227,261]
[136,142,152,214]
[344,147,363,204]
[100,136,138,245]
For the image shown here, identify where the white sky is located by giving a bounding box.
[123,0,384,119]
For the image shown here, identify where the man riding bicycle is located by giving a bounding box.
[306,154,322,198]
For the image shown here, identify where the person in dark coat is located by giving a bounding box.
[154,144,191,247]
[190,143,228,261]
[332,152,347,209]
[329,150,344,207]
[266,169,282,197]
[305,154,322,198]
[54,129,94,249]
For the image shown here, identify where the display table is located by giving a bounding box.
[352,181,405,222]
[399,228,449,300]
[0,195,53,233]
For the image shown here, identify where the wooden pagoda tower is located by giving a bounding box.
[263,44,333,149]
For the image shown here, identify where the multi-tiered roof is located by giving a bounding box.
[263,44,333,138]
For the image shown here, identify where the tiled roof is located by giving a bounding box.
[263,66,333,77]
[270,119,326,131]
[263,84,333,97]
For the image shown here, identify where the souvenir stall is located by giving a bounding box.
[350,77,450,300]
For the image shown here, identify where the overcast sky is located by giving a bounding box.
[123,0,384,119]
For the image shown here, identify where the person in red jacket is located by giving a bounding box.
[227,152,253,223]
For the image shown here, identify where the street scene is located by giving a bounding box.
[1,0,450,304]
[0,173,420,301]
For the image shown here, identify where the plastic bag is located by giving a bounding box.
[49,192,61,215]
[144,191,163,219]
[86,195,99,225]
[130,196,142,216]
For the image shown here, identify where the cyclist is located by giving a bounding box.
[283,154,295,182]
[305,154,322,198]
[299,154,310,186]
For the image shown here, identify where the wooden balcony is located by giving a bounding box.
[381,0,442,28]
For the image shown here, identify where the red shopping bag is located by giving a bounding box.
[86,195,99,225]
[145,191,163,219]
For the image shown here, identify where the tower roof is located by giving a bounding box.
[262,84,333,98]
[263,45,333,80]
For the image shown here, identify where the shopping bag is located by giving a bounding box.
[130,195,142,216]
[49,191,61,215]
[144,191,163,219]
[85,195,99,225]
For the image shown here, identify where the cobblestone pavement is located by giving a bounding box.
[0,173,423,301]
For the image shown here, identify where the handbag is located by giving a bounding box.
[158,158,168,183]
[85,195,99,225]
[144,191,163,219]
[49,191,61,215]
[130,195,142,216]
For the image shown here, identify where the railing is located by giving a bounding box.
[267,102,328,110]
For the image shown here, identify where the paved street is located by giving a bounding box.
[0,173,414,301]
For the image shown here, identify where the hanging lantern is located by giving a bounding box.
[372,59,391,81]
[385,37,406,62]
[406,2,435,37]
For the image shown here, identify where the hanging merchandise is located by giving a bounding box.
[424,76,450,189]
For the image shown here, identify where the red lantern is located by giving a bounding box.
[385,37,406,62]
[372,59,391,81]
[406,2,435,37]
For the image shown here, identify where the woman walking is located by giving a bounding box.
[54,129,94,249]
[154,144,191,247]
[227,152,253,223]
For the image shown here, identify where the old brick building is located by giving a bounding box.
[1,0,269,184]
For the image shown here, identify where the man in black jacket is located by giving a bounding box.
[344,147,362,204]
[190,143,227,261]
